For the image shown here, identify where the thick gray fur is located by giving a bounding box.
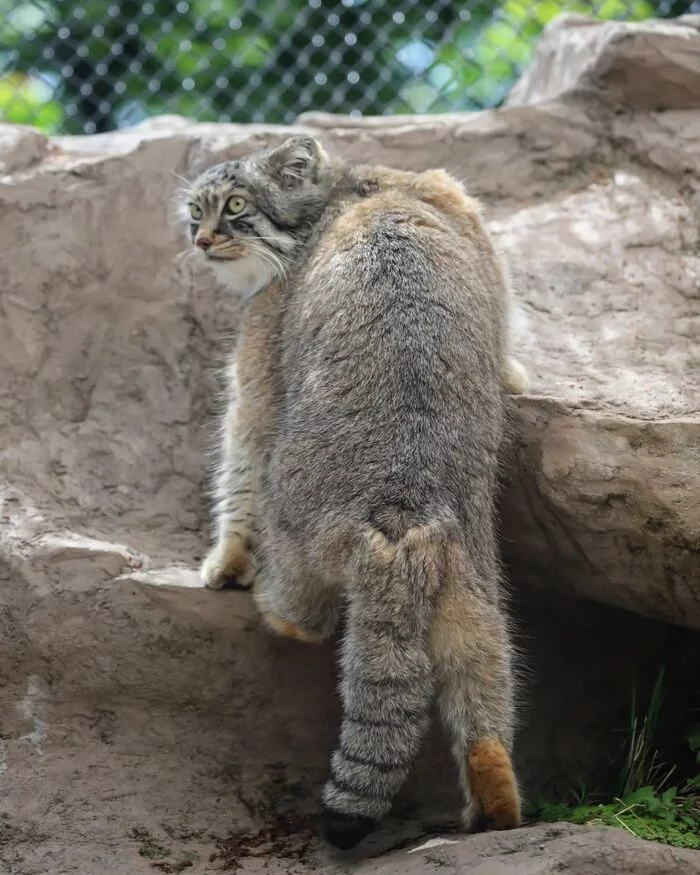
[183,137,519,844]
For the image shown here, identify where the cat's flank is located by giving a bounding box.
[181,137,523,849]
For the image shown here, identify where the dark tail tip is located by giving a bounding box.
[320,808,376,850]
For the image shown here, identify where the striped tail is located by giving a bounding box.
[321,525,448,850]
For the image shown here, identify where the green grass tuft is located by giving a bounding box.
[534,785,700,850]
[530,665,700,850]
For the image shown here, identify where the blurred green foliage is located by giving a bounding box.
[0,0,694,134]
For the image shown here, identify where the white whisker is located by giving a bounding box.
[250,248,281,283]
[250,241,287,282]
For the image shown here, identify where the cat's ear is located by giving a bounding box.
[266,136,327,188]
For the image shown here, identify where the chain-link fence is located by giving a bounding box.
[1,0,697,135]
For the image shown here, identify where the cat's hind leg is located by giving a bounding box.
[253,536,341,644]
[430,569,521,832]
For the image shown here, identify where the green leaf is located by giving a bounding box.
[662,787,678,806]
[686,724,700,754]
[624,786,657,806]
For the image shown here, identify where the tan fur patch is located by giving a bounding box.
[468,737,521,829]
[234,281,284,461]
[428,555,506,670]
[366,530,398,567]
[262,613,325,644]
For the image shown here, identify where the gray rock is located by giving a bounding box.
[507,13,700,110]
[353,825,700,875]
[0,122,49,174]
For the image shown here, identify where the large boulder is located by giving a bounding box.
[0,14,699,874]
[356,825,700,875]
[507,13,700,110]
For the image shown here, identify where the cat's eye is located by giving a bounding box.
[225,196,246,215]
[189,203,203,221]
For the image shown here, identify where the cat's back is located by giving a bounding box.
[272,170,507,524]
[284,171,506,412]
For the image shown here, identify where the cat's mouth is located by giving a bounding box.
[201,242,248,261]
[206,251,241,261]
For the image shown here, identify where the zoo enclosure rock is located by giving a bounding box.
[0,14,699,874]
[2,17,698,630]
[506,12,700,110]
[356,825,700,875]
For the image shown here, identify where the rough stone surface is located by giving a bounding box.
[0,122,50,174]
[507,13,700,110]
[1,14,700,874]
[356,825,700,875]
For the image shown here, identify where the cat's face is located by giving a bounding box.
[179,136,330,298]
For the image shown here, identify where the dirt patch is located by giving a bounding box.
[211,811,316,872]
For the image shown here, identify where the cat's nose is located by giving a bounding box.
[195,234,212,250]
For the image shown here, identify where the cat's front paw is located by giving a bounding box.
[200,534,258,591]
[502,357,529,395]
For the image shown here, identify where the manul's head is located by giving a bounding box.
[178,135,330,297]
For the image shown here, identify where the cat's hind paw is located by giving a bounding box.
[261,612,327,644]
